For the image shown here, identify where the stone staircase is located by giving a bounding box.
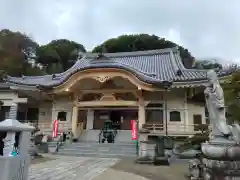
[56,130,137,158]
[114,130,132,142]
[78,130,100,142]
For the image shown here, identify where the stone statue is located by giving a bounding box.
[204,70,231,138]
[186,70,240,180]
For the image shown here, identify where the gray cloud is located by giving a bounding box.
[0,0,240,62]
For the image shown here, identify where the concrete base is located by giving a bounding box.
[153,156,169,166]
[38,143,49,153]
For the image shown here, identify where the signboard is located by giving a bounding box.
[131,120,138,140]
[52,119,59,138]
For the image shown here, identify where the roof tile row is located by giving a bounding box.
[5,48,216,88]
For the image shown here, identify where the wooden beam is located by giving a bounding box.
[75,100,138,107]
[80,89,138,94]
[14,98,28,103]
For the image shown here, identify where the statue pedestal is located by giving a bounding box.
[188,138,240,180]
[201,139,240,180]
[202,158,240,180]
[187,70,240,180]
[202,139,240,160]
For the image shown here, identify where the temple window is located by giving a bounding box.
[146,102,163,123]
[57,111,67,121]
[193,114,202,130]
[27,108,39,122]
[169,111,181,122]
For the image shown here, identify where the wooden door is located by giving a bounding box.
[193,114,202,131]
[93,110,109,129]
[78,110,87,129]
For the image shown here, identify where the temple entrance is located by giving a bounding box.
[93,108,138,130]
[110,110,121,130]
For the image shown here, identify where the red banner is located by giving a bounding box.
[52,120,59,138]
[131,120,138,140]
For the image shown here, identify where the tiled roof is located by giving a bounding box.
[4,47,221,88]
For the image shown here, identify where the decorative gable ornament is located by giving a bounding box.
[94,75,110,83]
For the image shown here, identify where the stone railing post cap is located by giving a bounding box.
[0,119,35,131]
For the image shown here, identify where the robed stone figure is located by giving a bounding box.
[204,70,231,138]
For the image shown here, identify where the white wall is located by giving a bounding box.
[188,103,206,124]
[38,102,52,123]
[51,97,73,123]
[144,89,205,133]
[145,90,186,122]
[36,98,73,131]
[166,91,185,122]
[0,88,205,134]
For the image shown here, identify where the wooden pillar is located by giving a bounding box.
[71,106,78,138]
[138,92,145,129]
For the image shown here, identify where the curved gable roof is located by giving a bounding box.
[5,47,218,89]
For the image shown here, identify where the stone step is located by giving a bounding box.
[114,130,132,142]
[78,130,133,143]
[55,130,138,158]
[78,130,100,142]
[77,140,136,144]
[57,141,137,158]
[70,142,136,148]
[64,146,136,151]
[60,147,137,154]
[56,151,137,158]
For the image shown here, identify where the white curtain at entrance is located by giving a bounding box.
[86,109,94,130]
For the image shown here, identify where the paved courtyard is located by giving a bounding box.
[29,155,188,180]
[29,156,119,180]
[29,156,151,180]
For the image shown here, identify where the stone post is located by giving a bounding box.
[0,119,34,180]
[8,103,18,119]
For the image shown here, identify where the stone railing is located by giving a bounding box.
[142,123,209,136]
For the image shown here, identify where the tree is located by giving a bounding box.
[193,59,223,70]
[92,34,195,68]
[0,29,45,76]
[176,124,209,153]
[36,39,86,73]
[223,68,240,123]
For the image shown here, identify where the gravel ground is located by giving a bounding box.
[111,158,188,180]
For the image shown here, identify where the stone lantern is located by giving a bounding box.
[0,119,34,180]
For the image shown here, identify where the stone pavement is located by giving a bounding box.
[93,169,150,180]
[28,156,119,180]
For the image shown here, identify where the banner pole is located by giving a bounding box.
[131,120,139,156]
[136,120,139,156]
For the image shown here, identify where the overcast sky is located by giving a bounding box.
[0,0,239,62]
